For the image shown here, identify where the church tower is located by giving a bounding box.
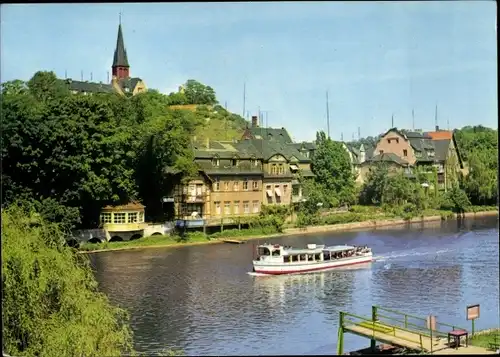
[111,20,130,81]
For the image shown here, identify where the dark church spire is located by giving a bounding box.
[112,15,130,80]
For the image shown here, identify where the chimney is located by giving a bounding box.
[251,115,259,128]
[435,125,440,132]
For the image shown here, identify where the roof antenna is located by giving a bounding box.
[242,82,246,117]
[90,72,93,81]
[81,70,83,81]
[326,90,331,139]
[341,132,344,141]
[447,117,450,131]
[65,69,67,79]
[358,126,361,140]
[435,104,438,130]
[412,108,415,130]
[391,113,394,128]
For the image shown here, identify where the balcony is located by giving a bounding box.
[182,194,206,203]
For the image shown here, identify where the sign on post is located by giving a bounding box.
[466,304,480,335]
[426,315,437,331]
[466,304,480,320]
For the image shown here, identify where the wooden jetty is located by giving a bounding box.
[337,305,496,355]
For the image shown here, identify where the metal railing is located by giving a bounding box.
[339,311,427,353]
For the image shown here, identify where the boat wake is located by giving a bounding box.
[374,248,452,263]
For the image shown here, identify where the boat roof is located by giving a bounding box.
[258,244,357,255]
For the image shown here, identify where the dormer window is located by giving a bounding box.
[231,158,239,166]
[251,158,258,166]
[212,157,220,166]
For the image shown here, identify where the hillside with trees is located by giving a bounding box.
[1,72,248,229]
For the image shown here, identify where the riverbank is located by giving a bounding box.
[78,209,498,254]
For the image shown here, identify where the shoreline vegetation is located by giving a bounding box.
[79,207,498,254]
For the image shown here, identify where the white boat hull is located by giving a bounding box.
[253,253,373,275]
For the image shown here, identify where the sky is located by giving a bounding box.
[1,1,497,142]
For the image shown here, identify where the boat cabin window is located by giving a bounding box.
[258,247,270,256]
[272,249,281,256]
[291,255,299,262]
[307,254,314,261]
[299,254,306,261]
[284,256,291,263]
[314,253,321,261]
[324,252,331,260]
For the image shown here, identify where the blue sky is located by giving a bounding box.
[1,2,497,141]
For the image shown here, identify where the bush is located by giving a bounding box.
[2,205,134,357]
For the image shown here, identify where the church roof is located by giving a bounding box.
[112,24,130,68]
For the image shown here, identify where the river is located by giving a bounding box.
[90,216,499,355]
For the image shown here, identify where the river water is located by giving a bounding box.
[90,216,499,355]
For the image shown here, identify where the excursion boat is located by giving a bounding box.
[252,243,373,275]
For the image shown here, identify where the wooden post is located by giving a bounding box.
[221,218,224,232]
[238,218,241,231]
[337,312,344,355]
[371,306,377,351]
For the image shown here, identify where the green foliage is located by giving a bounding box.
[248,205,288,233]
[455,126,498,205]
[2,205,134,357]
[445,185,471,213]
[183,79,218,106]
[1,71,234,227]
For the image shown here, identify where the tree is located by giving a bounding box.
[2,205,134,356]
[311,131,357,207]
[183,79,218,105]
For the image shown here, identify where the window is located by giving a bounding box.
[243,178,248,190]
[252,159,258,166]
[100,212,112,224]
[212,157,219,166]
[292,185,300,196]
[224,181,229,191]
[278,164,284,174]
[113,213,126,224]
[215,201,221,215]
[234,201,240,215]
[214,178,220,191]
[252,200,260,213]
[387,139,391,144]
[231,158,238,166]
[224,201,231,215]
[403,149,408,157]
[138,212,144,223]
[283,185,288,195]
[128,212,138,223]
[396,138,399,144]
[284,256,291,263]
[243,201,250,214]
[271,164,277,174]
[252,181,258,190]
[379,150,384,155]
[233,181,239,191]
[266,185,273,204]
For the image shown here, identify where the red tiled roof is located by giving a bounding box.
[426,131,453,140]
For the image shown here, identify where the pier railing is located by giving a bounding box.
[373,305,468,339]
[338,310,426,354]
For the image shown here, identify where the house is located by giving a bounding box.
[60,21,147,96]
[172,139,263,224]
[368,127,464,190]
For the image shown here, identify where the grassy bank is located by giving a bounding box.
[469,328,500,350]
[78,206,498,254]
